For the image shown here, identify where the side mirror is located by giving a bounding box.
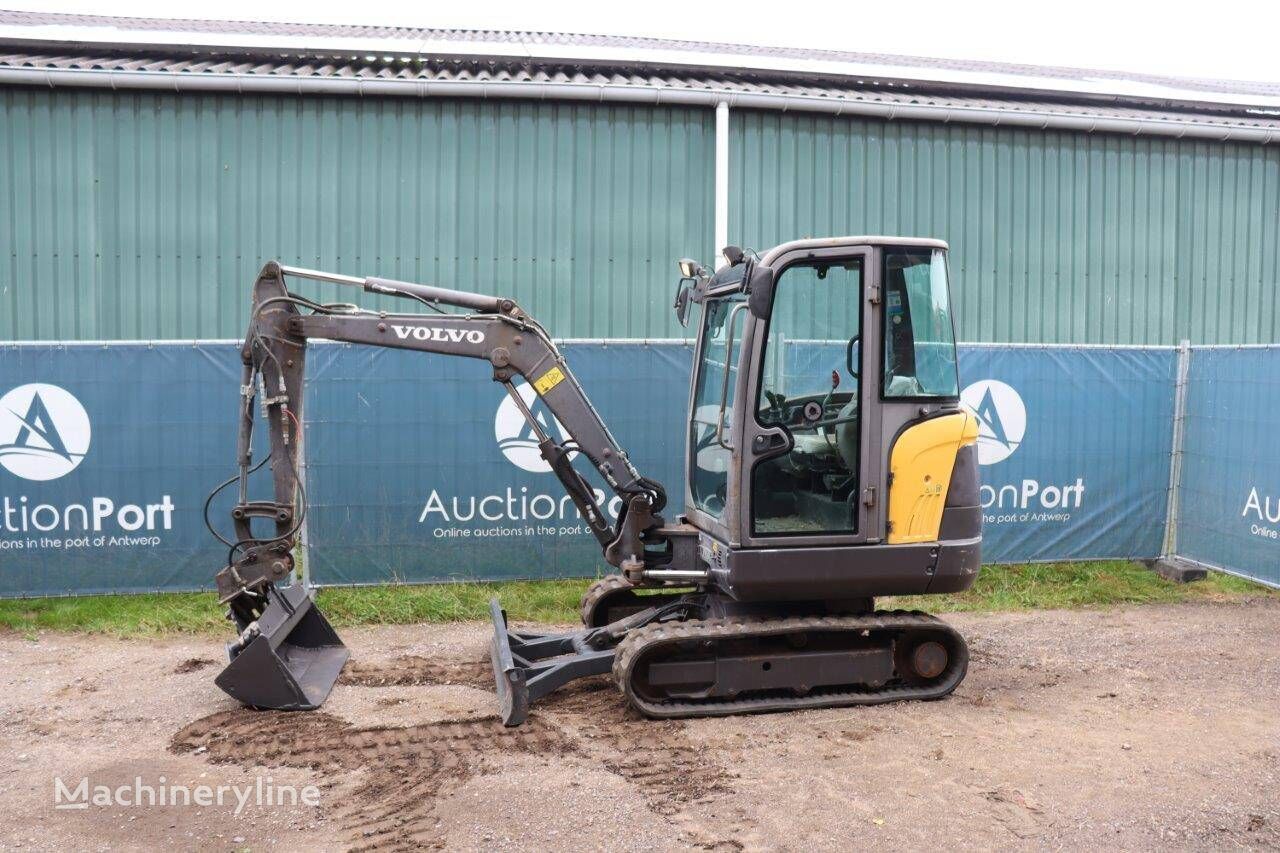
[746,263,775,319]
[674,283,692,327]
[674,258,707,327]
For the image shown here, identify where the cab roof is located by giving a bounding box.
[761,236,948,266]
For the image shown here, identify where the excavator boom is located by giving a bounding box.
[210,261,681,710]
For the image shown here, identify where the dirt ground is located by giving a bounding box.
[1,599,1278,852]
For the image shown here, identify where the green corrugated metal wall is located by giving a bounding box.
[0,88,715,341]
[3,88,1278,344]
[731,110,1280,344]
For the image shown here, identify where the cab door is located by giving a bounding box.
[738,246,878,547]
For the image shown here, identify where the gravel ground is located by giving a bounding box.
[1,599,1278,851]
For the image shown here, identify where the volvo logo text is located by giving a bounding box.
[391,325,485,344]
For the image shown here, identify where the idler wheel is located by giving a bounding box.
[909,640,948,679]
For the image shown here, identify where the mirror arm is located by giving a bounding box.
[673,275,694,327]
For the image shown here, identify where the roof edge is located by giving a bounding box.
[2,66,1274,144]
[1,15,1278,112]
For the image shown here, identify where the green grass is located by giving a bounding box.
[0,579,590,638]
[0,561,1273,639]
[881,559,1274,612]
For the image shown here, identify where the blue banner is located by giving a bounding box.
[956,346,1177,563]
[0,340,1206,596]
[1176,346,1280,587]
[0,343,248,596]
[303,342,693,585]
[302,342,1179,583]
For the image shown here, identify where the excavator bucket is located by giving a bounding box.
[215,584,349,711]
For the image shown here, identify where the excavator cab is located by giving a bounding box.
[681,238,979,601]
[210,237,979,725]
[493,237,980,723]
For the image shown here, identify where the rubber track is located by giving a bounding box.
[579,574,636,626]
[578,573,694,628]
[613,610,968,719]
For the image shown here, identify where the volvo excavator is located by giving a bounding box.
[209,236,981,725]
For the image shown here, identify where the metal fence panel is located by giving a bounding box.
[0,343,246,595]
[0,340,1246,596]
[1175,346,1280,586]
[957,345,1177,563]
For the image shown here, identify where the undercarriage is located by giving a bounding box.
[492,575,967,726]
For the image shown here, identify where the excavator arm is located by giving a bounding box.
[209,260,704,712]
[214,261,676,630]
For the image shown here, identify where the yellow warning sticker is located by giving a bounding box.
[533,366,566,395]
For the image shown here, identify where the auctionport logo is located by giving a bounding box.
[960,379,1026,466]
[493,382,576,474]
[0,383,91,481]
[1242,486,1280,541]
[0,382,174,546]
[960,378,1085,520]
[417,383,610,533]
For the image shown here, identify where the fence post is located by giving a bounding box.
[1153,340,1203,582]
[298,383,313,593]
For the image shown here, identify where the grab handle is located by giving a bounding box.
[715,302,747,451]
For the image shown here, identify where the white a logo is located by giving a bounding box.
[494,383,576,473]
[0,383,91,481]
[960,379,1026,466]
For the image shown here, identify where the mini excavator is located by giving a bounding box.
[209,237,981,724]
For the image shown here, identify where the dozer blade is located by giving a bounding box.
[215,584,349,711]
[489,597,616,726]
[489,598,530,727]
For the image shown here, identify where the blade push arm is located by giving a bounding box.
[215,262,670,611]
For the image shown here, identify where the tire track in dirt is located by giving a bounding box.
[342,653,733,812]
[174,653,735,847]
[172,708,573,850]
[339,656,492,689]
[543,676,735,814]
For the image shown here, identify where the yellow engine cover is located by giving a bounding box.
[886,411,979,545]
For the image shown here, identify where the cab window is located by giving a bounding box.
[883,248,959,398]
[688,293,746,519]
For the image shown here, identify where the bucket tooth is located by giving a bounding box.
[215,584,349,711]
